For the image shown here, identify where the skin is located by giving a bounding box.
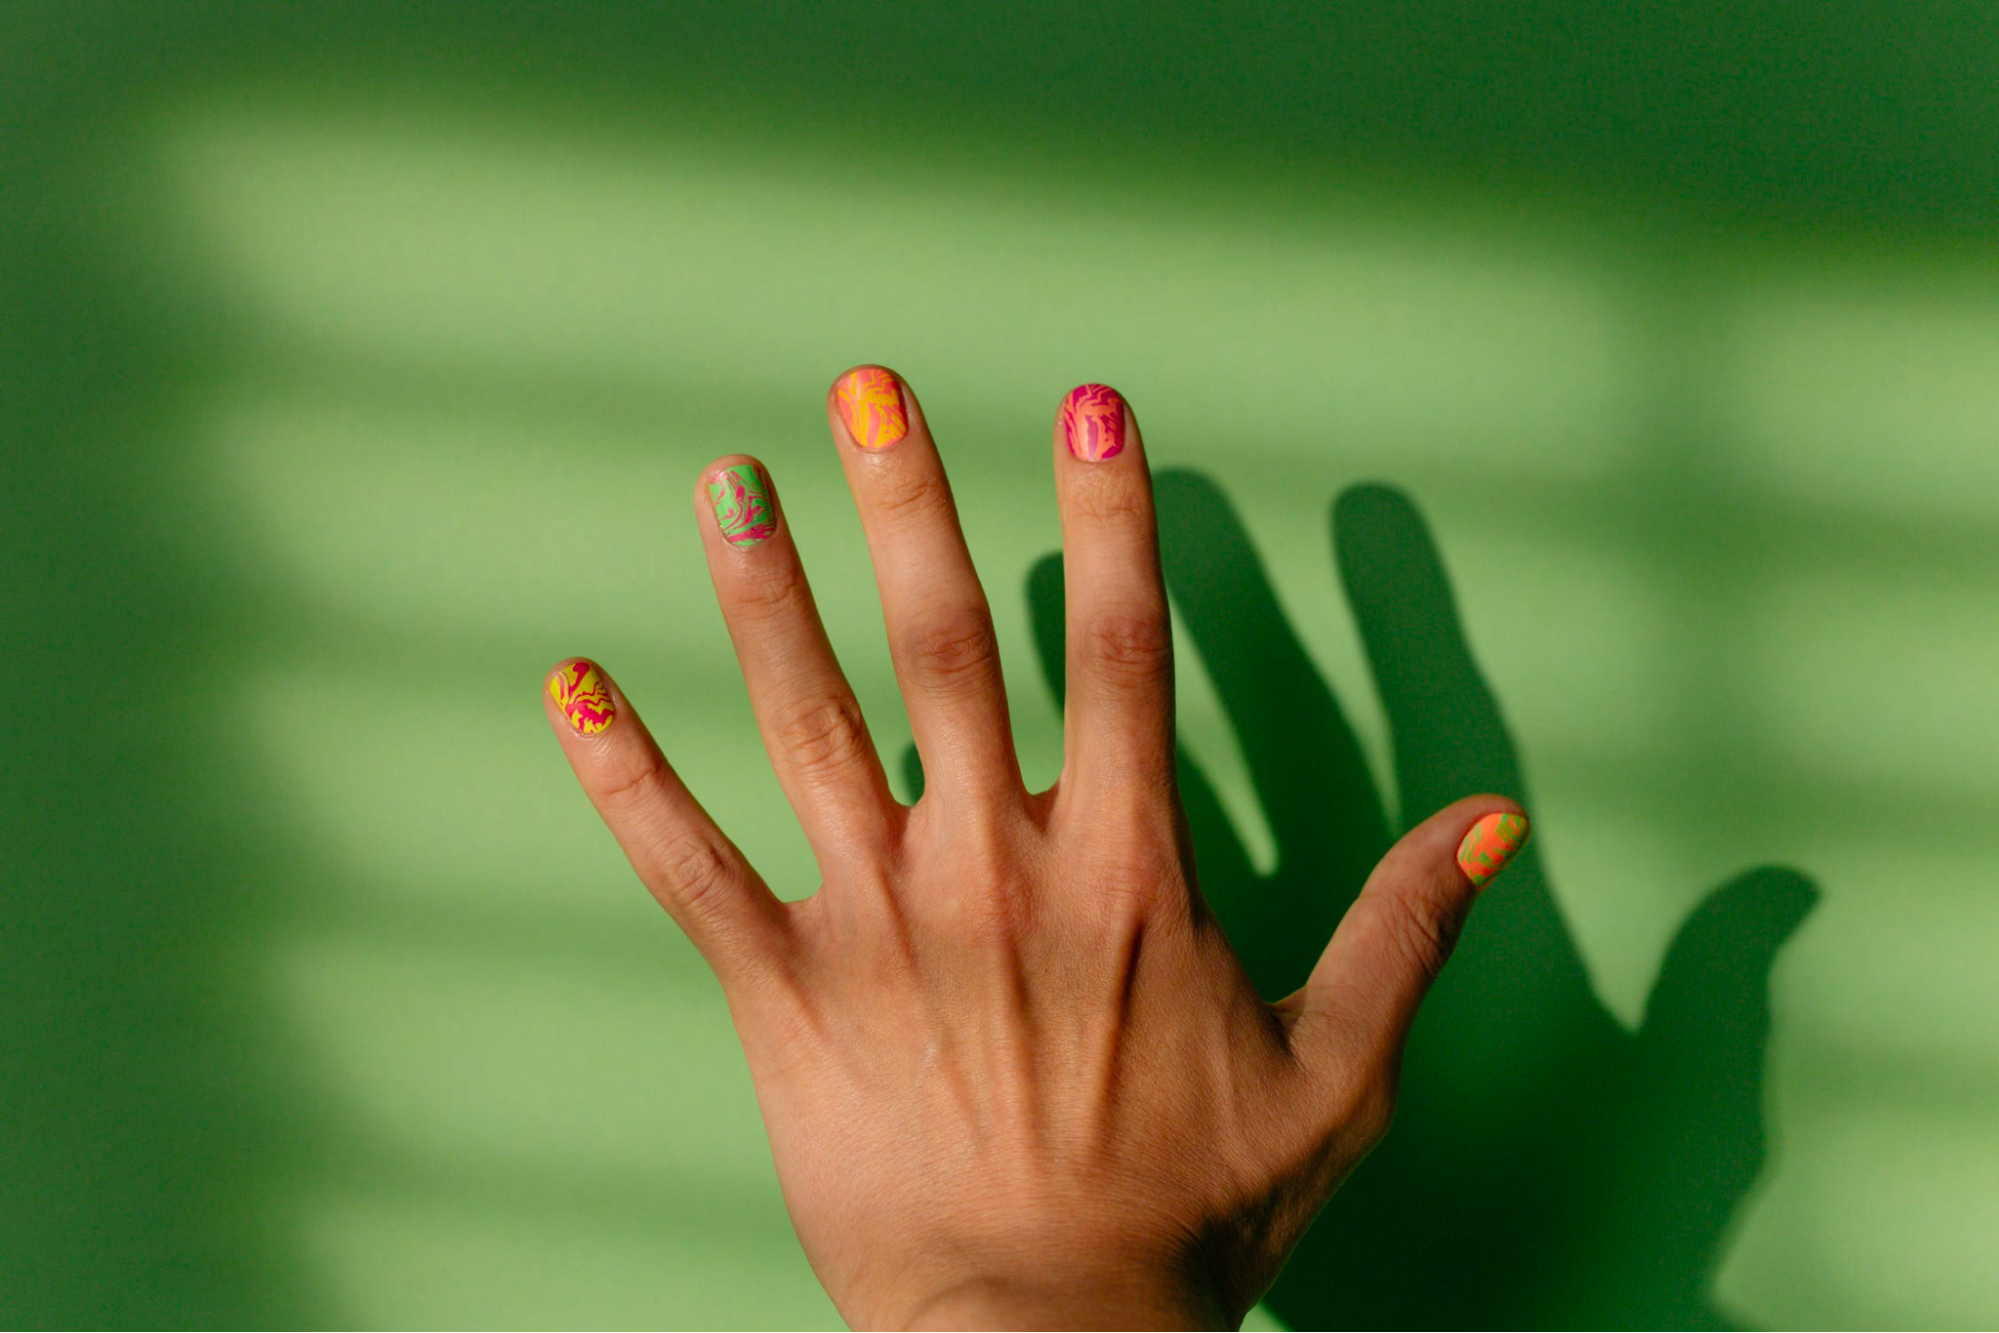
[542,369,1523,1330]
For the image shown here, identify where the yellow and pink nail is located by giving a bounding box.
[549,658,615,735]
[1060,383,1127,462]
[1457,811,1530,889]
[836,367,908,450]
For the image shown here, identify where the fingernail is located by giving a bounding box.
[1060,383,1127,462]
[707,462,778,548]
[548,658,615,735]
[1458,811,1530,889]
[836,367,908,450]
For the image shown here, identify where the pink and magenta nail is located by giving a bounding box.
[1060,383,1126,462]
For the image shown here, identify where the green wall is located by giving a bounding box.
[6,3,1997,1327]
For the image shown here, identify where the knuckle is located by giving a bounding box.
[872,467,954,529]
[1072,480,1152,531]
[655,830,737,916]
[1379,885,1463,986]
[595,752,672,814]
[939,820,1032,945]
[732,561,811,624]
[1305,1039,1400,1152]
[774,693,872,781]
[1088,848,1174,918]
[902,608,1000,695]
[1081,609,1172,685]
[743,965,822,1062]
[1344,1078,1400,1148]
[962,878,1032,947]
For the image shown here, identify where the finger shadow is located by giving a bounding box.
[1037,469,1820,1329]
[1027,466,1390,998]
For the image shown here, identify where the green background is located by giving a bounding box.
[6,3,1997,1327]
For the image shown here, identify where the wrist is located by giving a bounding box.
[895,1271,1232,1331]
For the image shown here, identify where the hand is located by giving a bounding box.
[541,369,1530,1330]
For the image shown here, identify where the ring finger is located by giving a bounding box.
[696,455,896,859]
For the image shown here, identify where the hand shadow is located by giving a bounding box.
[1013,472,1818,1330]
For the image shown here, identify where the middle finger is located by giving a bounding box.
[826,366,1022,810]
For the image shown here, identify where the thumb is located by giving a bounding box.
[1293,797,1530,1082]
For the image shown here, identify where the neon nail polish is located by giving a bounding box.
[836,367,908,450]
[708,463,777,548]
[549,659,615,735]
[1458,811,1530,889]
[1060,383,1126,462]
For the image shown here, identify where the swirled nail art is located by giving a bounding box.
[707,463,777,547]
[835,367,908,450]
[1457,811,1531,889]
[548,658,615,735]
[1060,383,1126,462]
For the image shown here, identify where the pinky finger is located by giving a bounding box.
[543,657,790,986]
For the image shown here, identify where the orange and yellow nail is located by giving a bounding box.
[548,658,615,735]
[836,367,908,450]
[1457,811,1530,889]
